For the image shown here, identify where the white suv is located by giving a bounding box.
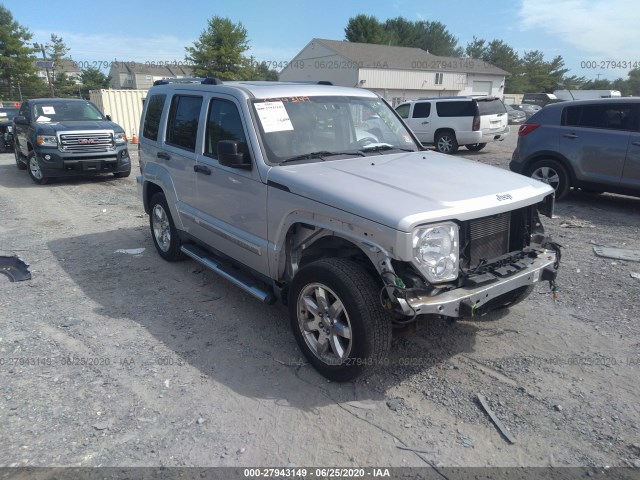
[396,96,510,154]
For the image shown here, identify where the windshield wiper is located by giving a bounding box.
[359,145,415,153]
[280,151,364,164]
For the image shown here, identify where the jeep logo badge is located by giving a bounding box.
[496,193,512,201]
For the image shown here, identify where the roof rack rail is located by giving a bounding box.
[153,77,223,86]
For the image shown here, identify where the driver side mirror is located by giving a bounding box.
[106,114,112,121]
[217,140,251,170]
[14,116,28,125]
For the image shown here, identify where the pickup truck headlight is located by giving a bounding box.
[412,222,459,283]
[37,135,58,147]
[114,132,126,145]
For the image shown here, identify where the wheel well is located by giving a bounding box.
[525,154,576,185]
[299,236,377,275]
[434,128,455,139]
[144,182,163,214]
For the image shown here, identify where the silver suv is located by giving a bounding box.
[137,78,559,381]
[395,96,510,154]
[510,98,640,199]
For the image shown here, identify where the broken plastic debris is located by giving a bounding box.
[593,246,640,263]
[0,255,32,282]
[114,248,146,255]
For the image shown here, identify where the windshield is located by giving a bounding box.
[32,102,105,123]
[251,96,419,164]
[0,107,19,119]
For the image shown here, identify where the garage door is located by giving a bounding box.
[472,81,492,95]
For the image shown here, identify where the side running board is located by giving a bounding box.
[181,244,276,304]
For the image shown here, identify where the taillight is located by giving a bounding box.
[472,115,480,131]
[518,124,540,137]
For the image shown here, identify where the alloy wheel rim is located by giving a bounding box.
[297,282,353,365]
[152,204,171,252]
[532,166,560,190]
[29,156,43,180]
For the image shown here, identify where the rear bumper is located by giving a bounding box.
[403,247,558,318]
[481,126,510,142]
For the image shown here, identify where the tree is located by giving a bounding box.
[46,34,68,79]
[413,21,462,57]
[465,36,486,59]
[249,60,278,81]
[382,17,419,46]
[0,5,44,100]
[185,16,250,80]
[623,68,640,96]
[78,67,111,99]
[345,15,386,44]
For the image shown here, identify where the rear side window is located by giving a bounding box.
[205,99,247,159]
[436,101,477,117]
[477,99,506,115]
[563,104,636,131]
[142,94,166,141]
[166,95,203,151]
[412,102,431,118]
[395,104,409,118]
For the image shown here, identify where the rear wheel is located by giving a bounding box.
[289,258,392,382]
[526,159,570,200]
[435,131,459,154]
[27,152,48,184]
[466,143,486,151]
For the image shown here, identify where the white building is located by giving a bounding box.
[280,39,509,105]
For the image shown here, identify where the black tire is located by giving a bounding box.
[149,192,185,261]
[27,152,48,185]
[288,258,392,382]
[526,159,570,200]
[14,143,26,170]
[466,143,487,152]
[113,165,131,178]
[435,130,459,154]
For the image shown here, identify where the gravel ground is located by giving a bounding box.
[1,135,639,470]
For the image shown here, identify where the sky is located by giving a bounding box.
[5,0,640,82]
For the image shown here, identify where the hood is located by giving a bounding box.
[267,151,553,232]
[35,121,123,134]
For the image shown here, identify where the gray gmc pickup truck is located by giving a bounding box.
[137,78,560,381]
[13,98,130,184]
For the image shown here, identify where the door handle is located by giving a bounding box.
[194,165,211,175]
[421,121,429,125]
[157,152,171,160]
[632,142,640,147]
[563,133,578,139]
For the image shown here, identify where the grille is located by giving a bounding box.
[469,212,511,267]
[59,131,114,152]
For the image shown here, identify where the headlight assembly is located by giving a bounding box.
[412,222,459,283]
[36,135,58,147]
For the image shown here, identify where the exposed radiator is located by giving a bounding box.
[469,212,511,267]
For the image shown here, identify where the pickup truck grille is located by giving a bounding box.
[468,212,511,267]
[59,131,114,152]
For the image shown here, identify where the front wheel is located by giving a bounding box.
[526,159,570,200]
[435,131,459,154]
[113,165,131,178]
[466,143,486,151]
[15,143,26,170]
[27,152,48,184]
[289,258,392,382]
[149,192,185,261]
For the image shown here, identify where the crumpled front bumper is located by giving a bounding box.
[402,247,558,318]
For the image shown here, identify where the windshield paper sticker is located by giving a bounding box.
[42,106,56,115]
[255,102,294,133]
[36,116,51,122]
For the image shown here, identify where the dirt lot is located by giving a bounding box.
[1,135,639,470]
